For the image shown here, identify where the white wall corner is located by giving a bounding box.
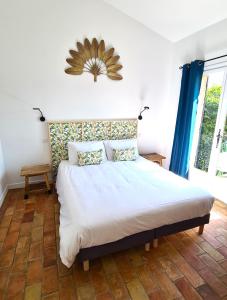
[0,184,8,207]
[0,139,8,207]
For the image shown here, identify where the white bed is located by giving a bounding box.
[56,156,214,268]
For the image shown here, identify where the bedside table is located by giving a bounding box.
[20,164,51,199]
[141,153,166,166]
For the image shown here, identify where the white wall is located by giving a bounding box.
[0,0,173,187]
[163,18,227,167]
[0,140,7,205]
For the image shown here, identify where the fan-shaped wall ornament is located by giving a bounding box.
[65,38,123,82]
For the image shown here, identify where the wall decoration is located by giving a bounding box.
[65,38,123,82]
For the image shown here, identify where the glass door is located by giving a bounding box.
[215,95,227,176]
[191,66,227,202]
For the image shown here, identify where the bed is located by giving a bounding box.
[48,119,214,271]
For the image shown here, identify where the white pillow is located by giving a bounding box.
[68,141,107,165]
[104,139,139,161]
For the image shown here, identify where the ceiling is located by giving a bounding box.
[104,0,227,42]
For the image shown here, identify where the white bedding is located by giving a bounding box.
[56,157,214,267]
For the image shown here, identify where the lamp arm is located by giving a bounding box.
[140,108,146,114]
[38,108,44,117]
[138,106,150,120]
[33,108,45,122]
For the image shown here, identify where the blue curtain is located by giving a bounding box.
[169,60,204,178]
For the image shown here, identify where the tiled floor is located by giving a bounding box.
[0,189,227,300]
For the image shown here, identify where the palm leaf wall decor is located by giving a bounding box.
[65,38,123,82]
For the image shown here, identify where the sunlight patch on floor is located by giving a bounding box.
[189,167,227,204]
[210,210,223,220]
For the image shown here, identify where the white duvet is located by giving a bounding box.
[56,157,214,267]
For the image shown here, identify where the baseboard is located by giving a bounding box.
[8,179,44,190]
[0,185,8,207]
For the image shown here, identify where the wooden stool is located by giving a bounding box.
[20,164,51,199]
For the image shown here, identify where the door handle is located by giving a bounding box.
[216,129,223,148]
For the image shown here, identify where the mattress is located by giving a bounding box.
[56,157,214,267]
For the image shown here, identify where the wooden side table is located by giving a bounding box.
[20,164,51,199]
[141,153,166,166]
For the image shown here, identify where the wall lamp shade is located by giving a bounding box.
[138,106,149,120]
[33,108,45,122]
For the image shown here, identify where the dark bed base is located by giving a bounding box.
[77,227,155,262]
[155,214,210,238]
[77,214,210,270]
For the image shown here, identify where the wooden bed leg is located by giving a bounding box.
[145,243,150,251]
[198,224,204,235]
[153,239,158,248]
[83,260,89,271]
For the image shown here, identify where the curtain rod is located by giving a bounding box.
[179,54,227,69]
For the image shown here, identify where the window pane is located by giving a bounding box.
[216,113,227,176]
[195,71,224,171]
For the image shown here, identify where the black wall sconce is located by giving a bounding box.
[138,106,149,120]
[33,108,45,122]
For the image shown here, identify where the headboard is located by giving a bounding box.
[48,119,138,174]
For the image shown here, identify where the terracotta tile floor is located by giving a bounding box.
[0,188,227,300]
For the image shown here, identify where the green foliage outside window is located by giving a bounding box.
[195,85,223,171]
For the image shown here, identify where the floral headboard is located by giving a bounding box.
[48,119,137,174]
